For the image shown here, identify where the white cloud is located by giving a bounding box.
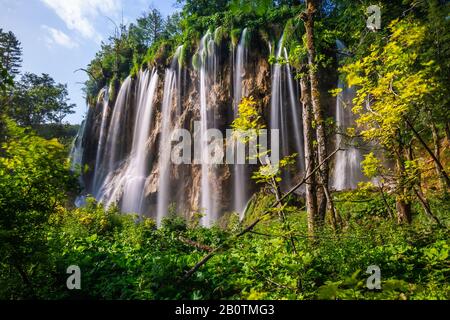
[40,0,121,42]
[42,25,79,49]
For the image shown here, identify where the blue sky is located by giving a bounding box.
[0,0,178,124]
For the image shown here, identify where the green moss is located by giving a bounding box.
[130,63,140,78]
[192,52,201,70]
[214,26,227,45]
[230,28,241,47]
[178,44,188,68]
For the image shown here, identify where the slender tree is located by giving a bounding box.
[300,75,318,235]
[343,18,446,223]
[302,0,337,227]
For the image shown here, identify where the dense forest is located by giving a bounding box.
[0,0,449,301]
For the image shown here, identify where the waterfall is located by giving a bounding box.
[233,28,248,114]
[232,28,251,217]
[94,70,158,214]
[332,40,364,190]
[121,69,159,214]
[69,120,86,172]
[70,119,87,207]
[270,34,304,188]
[92,87,109,195]
[101,76,133,187]
[156,46,183,225]
[284,48,304,171]
[92,76,132,199]
[198,31,218,227]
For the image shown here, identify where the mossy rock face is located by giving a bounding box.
[154,43,170,66]
[214,26,227,46]
[230,28,241,47]
[130,61,141,78]
[192,52,201,70]
[177,45,187,68]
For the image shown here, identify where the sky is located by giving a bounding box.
[0,0,179,124]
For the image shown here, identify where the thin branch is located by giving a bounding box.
[179,236,214,252]
[74,68,98,82]
[250,266,298,291]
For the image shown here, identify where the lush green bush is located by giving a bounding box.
[3,189,446,300]
[1,173,448,300]
[0,118,78,298]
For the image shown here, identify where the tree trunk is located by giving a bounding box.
[378,184,394,219]
[300,76,318,236]
[414,187,442,226]
[395,144,412,224]
[303,0,335,224]
[396,197,411,224]
[431,121,446,191]
[406,139,442,226]
[445,122,450,143]
[405,118,450,189]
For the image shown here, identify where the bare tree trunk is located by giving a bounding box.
[378,184,394,219]
[406,139,442,226]
[303,0,336,226]
[300,76,318,236]
[396,196,411,224]
[445,122,450,143]
[395,144,412,224]
[406,118,450,189]
[414,187,442,226]
[431,121,446,191]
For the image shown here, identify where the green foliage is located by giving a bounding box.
[1,179,448,299]
[335,187,395,220]
[0,29,75,148]
[213,26,227,45]
[231,96,265,133]
[32,123,80,148]
[230,0,273,16]
[0,62,13,93]
[361,152,382,179]
[344,19,434,147]
[341,5,450,214]
[7,73,75,126]
[129,8,166,49]
[0,29,22,78]
[0,118,77,298]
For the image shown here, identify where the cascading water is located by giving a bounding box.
[284,48,304,169]
[72,28,319,225]
[233,28,248,113]
[69,120,86,172]
[120,69,159,214]
[156,46,183,225]
[270,34,304,188]
[70,119,87,207]
[232,28,251,217]
[95,76,133,199]
[198,31,218,227]
[92,87,109,195]
[94,70,158,214]
[332,40,364,190]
